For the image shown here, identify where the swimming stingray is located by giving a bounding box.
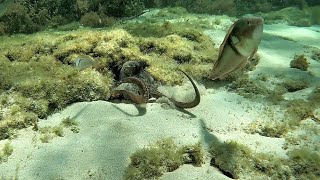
[209,16,264,80]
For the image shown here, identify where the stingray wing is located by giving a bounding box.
[218,19,239,58]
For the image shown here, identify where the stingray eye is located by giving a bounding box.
[247,21,251,25]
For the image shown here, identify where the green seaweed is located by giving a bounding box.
[0,142,13,163]
[285,99,315,122]
[283,78,308,92]
[209,140,320,179]
[0,0,145,35]
[259,122,289,138]
[209,140,253,179]
[308,87,320,105]
[61,117,80,133]
[61,117,79,127]
[0,24,216,140]
[228,75,269,98]
[288,148,320,179]
[39,125,64,143]
[124,138,204,179]
[290,54,309,71]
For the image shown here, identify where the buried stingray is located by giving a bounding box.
[111,61,200,109]
[209,16,264,80]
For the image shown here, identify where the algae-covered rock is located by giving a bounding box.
[80,12,115,27]
[209,140,320,179]
[283,78,308,92]
[227,75,269,98]
[122,21,217,84]
[245,119,290,138]
[288,148,320,179]
[0,25,217,139]
[285,99,316,121]
[0,3,39,34]
[290,54,309,71]
[124,138,204,179]
[259,7,312,26]
[80,12,102,27]
[0,0,145,35]
[209,140,254,179]
[308,87,320,105]
[311,49,320,62]
[0,57,112,140]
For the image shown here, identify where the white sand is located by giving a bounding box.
[1,20,320,179]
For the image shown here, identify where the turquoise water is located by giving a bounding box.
[0,1,319,179]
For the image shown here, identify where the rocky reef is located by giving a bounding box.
[0,0,320,35]
[0,15,219,140]
[0,1,319,179]
[0,0,145,34]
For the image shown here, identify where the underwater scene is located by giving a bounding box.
[0,0,320,179]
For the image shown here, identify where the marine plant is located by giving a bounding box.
[290,54,309,71]
[0,23,217,140]
[285,99,315,122]
[0,93,39,140]
[209,140,253,179]
[0,0,146,35]
[311,49,320,62]
[0,142,13,163]
[283,78,308,92]
[1,0,319,36]
[90,0,145,17]
[79,12,115,28]
[0,3,39,34]
[227,73,289,105]
[61,117,80,133]
[61,117,79,127]
[227,75,268,98]
[246,120,289,138]
[80,12,102,27]
[308,87,320,104]
[209,140,320,179]
[0,22,6,35]
[0,34,110,140]
[124,138,204,179]
[120,21,217,83]
[288,148,320,179]
[39,125,64,143]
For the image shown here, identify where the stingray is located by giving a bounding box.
[209,16,264,80]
